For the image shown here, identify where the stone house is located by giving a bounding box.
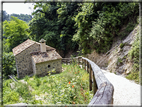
[12,39,62,78]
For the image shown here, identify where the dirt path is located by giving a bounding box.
[101,69,141,106]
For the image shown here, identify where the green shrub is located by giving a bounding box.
[2,52,17,79]
[24,75,29,81]
[127,29,139,83]
[3,91,19,104]
[15,82,32,100]
[3,63,93,104]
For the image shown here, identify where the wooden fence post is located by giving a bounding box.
[87,61,89,73]
[85,60,86,70]
[82,59,84,69]
[93,72,97,95]
[78,57,80,66]
[89,64,92,91]
[70,58,71,64]
[85,60,87,71]
[66,59,67,65]
[80,57,82,68]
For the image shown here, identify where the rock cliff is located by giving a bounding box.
[86,25,139,76]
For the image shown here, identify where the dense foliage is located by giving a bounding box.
[28,3,138,55]
[28,3,79,56]
[127,30,140,83]
[10,13,32,23]
[73,3,138,54]
[3,16,29,79]
[2,52,17,79]
[2,10,32,23]
[2,11,10,22]
[2,2,139,83]
[3,16,29,52]
[3,64,93,104]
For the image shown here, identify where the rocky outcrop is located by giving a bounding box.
[107,25,139,75]
[86,25,139,76]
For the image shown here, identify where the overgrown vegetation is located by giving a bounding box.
[3,64,93,105]
[127,31,140,83]
[2,2,139,86]
[2,52,16,79]
[3,16,29,52]
[73,3,138,54]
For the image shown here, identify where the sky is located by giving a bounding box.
[3,3,35,15]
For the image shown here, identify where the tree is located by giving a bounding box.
[3,16,29,52]
[2,10,10,21]
[3,52,16,79]
[10,14,32,23]
[72,3,139,54]
[28,2,79,56]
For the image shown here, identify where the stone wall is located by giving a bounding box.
[35,59,62,76]
[15,43,40,78]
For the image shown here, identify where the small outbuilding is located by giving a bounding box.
[12,39,62,78]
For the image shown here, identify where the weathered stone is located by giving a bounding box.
[123,46,131,56]
[117,65,124,74]
[122,25,139,45]
[13,39,62,79]
[125,70,130,75]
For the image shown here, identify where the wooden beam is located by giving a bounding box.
[93,72,97,95]
[89,64,92,91]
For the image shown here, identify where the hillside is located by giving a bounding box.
[2,2,140,83]
[2,2,141,106]
[85,25,140,83]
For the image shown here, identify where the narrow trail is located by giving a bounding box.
[101,69,141,106]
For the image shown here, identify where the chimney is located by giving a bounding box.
[39,39,46,52]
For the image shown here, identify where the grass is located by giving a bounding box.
[126,71,139,83]
[3,63,93,105]
[126,28,140,84]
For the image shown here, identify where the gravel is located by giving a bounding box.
[101,69,141,106]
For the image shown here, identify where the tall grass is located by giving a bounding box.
[3,63,93,105]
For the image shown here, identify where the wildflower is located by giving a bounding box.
[68,82,71,84]
[72,85,74,88]
[75,72,77,74]
[72,102,75,104]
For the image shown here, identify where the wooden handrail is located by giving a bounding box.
[62,56,114,106]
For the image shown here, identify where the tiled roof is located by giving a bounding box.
[12,39,55,56]
[31,50,62,64]
[12,39,35,56]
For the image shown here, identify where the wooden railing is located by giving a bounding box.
[62,56,114,106]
